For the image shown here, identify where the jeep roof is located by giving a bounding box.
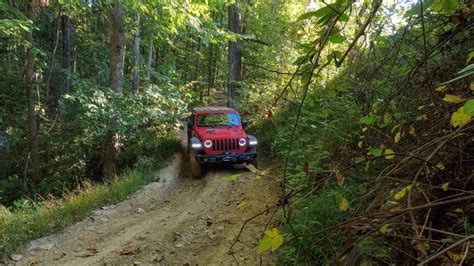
[192,106,236,113]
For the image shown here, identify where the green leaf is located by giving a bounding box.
[441,182,449,191]
[458,63,474,75]
[379,224,392,234]
[441,64,474,85]
[292,55,308,65]
[432,0,444,11]
[329,34,345,44]
[298,11,317,20]
[257,228,284,253]
[368,148,383,157]
[394,131,401,143]
[221,174,241,182]
[462,99,474,116]
[435,85,447,92]
[257,237,272,254]
[467,51,474,64]
[360,115,376,125]
[339,13,349,22]
[443,94,463,103]
[394,185,412,200]
[442,0,459,13]
[297,6,333,21]
[339,197,349,211]
[436,162,445,170]
[451,107,471,128]
[384,149,395,160]
[265,228,279,238]
[272,234,283,251]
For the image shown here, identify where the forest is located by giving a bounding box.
[1,0,473,264]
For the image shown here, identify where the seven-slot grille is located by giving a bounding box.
[212,139,240,151]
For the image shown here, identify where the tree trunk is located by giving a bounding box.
[194,38,202,101]
[146,33,153,80]
[25,0,41,181]
[206,44,215,93]
[45,7,62,101]
[108,3,125,94]
[227,0,242,107]
[102,3,125,178]
[59,13,71,117]
[132,12,140,94]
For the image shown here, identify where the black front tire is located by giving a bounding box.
[189,151,204,178]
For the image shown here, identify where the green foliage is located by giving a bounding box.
[270,94,359,188]
[357,237,391,260]
[279,184,358,264]
[0,139,179,256]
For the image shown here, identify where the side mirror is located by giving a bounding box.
[242,120,249,128]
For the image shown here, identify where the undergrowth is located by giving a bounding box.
[0,138,180,257]
[250,9,474,264]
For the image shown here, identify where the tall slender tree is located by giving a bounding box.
[227,0,242,107]
[102,2,125,178]
[146,33,153,80]
[25,0,42,181]
[59,12,71,116]
[132,12,140,94]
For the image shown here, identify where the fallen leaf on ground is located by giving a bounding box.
[222,219,234,224]
[119,246,142,256]
[443,94,463,103]
[30,259,43,265]
[336,170,344,186]
[87,247,99,254]
[221,174,241,182]
[76,253,94,258]
[235,200,246,209]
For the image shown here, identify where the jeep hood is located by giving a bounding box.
[196,127,246,140]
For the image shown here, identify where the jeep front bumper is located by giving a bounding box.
[196,152,257,164]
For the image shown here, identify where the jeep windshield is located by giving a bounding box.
[196,112,240,127]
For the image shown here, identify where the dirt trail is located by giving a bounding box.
[17,139,279,265]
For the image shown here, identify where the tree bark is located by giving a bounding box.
[108,3,125,94]
[146,33,153,80]
[132,12,140,94]
[206,44,215,93]
[227,0,242,107]
[25,0,41,181]
[194,38,202,100]
[45,7,62,101]
[102,3,125,178]
[59,13,71,117]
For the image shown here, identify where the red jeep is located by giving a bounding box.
[187,106,258,178]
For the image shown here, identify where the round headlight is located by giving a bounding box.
[204,140,213,148]
[238,138,246,146]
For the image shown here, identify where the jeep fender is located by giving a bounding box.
[247,135,258,146]
[189,137,203,151]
